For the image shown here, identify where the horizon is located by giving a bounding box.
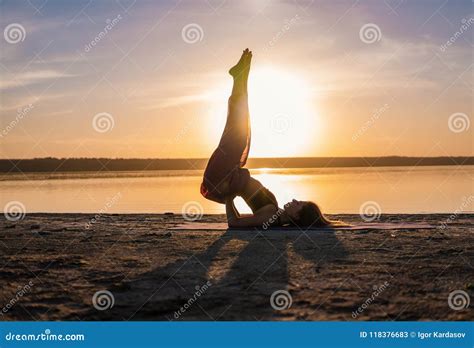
[1,155,472,174]
[1,154,474,160]
[1,0,473,159]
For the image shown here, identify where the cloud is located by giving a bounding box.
[140,92,213,110]
[0,70,76,90]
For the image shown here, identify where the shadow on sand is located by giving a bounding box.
[83,228,348,320]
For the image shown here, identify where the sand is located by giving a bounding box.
[0,213,472,321]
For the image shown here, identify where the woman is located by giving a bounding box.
[200,49,331,229]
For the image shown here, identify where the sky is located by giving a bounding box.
[0,0,472,159]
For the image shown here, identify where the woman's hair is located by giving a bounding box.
[293,201,332,227]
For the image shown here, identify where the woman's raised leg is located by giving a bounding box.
[200,49,253,203]
[219,49,252,166]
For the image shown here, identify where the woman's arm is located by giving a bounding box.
[225,197,277,228]
[225,196,240,222]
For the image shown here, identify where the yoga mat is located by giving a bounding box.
[169,222,436,231]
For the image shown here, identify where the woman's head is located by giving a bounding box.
[283,199,330,227]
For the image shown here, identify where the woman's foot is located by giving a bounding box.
[229,49,252,95]
[229,48,252,80]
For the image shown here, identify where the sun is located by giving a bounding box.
[206,66,320,158]
[248,67,318,157]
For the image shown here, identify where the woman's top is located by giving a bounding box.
[244,185,278,213]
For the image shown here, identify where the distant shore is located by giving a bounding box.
[0,156,472,173]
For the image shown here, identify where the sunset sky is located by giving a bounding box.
[1,0,472,159]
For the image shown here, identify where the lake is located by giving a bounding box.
[1,166,472,214]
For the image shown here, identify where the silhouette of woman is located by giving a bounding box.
[201,49,331,228]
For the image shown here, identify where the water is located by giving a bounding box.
[0,166,472,214]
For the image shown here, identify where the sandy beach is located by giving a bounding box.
[1,213,472,321]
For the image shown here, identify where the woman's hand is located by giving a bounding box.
[225,196,240,226]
